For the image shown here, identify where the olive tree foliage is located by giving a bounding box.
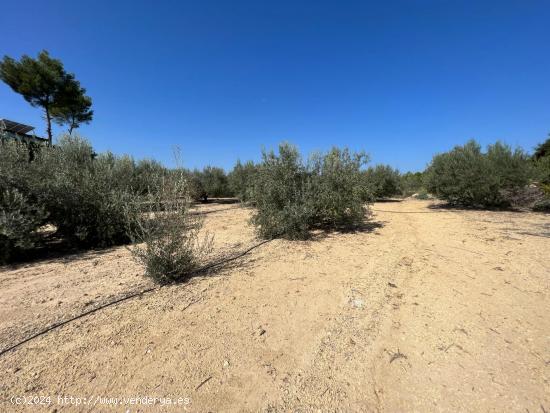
[228,160,258,202]
[23,136,138,247]
[532,136,550,189]
[251,143,371,240]
[186,166,232,202]
[531,136,550,211]
[201,166,231,198]
[0,136,172,263]
[400,171,425,196]
[533,155,550,186]
[363,164,402,198]
[425,140,530,207]
[0,51,93,143]
[125,170,213,284]
[533,134,550,160]
[0,187,48,263]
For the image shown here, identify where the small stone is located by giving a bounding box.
[351,299,364,309]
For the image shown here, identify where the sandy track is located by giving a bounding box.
[0,200,548,412]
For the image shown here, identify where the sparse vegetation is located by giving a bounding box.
[125,171,213,284]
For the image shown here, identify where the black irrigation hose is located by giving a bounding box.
[0,287,157,358]
[0,239,272,358]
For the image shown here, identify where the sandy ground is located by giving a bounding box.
[0,200,548,412]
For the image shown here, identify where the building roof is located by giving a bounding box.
[0,119,35,135]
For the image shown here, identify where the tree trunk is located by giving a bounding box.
[45,106,53,145]
[68,115,77,135]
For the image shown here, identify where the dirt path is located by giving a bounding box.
[0,200,548,412]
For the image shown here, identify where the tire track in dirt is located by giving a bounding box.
[368,201,550,413]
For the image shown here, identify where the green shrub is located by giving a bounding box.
[401,171,425,196]
[309,148,371,226]
[36,136,136,247]
[133,158,168,194]
[363,164,402,198]
[186,166,231,202]
[201,166,231,199]
[126,171,213,283]
[0,136,151,260]
[251,143,371,240]
[533,155,550,185]
[425,140,530,207]
[533,135,550,160]
[532,198,550,212]
[228,160,258,202]
[0,187,48,263]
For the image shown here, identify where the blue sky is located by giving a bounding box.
[1,1,549,171]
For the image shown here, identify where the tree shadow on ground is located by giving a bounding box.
[374,198,404,203]
[426,202,526,213]
[309,218,386,241]
[1,237,127,270]
[165,240,270,285]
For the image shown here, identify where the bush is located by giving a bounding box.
[0,136,157,262]
[401,171,425,197]
[228,160,258,202]
[251,143,371,240]
[135,158,168,190]
[425,140,530,207]
[0,140,47,262]
[533,135,550,160]
[533,155,550,185]
[363,164,402,198]
[532,197,550,212]
[37,136,136,247]
[0,187,48,263]
[187,166,231,202]
[201,166,231,199]
[126,171,213,283]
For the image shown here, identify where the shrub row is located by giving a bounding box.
[0,136,148,262]
[3,134,549,266]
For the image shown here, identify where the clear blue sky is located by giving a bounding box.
[1,1,549,171]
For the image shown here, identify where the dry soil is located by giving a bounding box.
[0,200,549,412]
